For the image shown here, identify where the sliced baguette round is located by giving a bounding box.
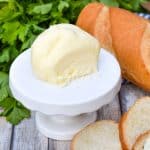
[133,130,150,150]
[71,120,122,150]
[119,97,150,150]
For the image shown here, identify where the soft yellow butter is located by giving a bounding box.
[31,24,100,86]
[144,138,150,150]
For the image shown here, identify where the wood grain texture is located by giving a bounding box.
[120,83,150,113]
[98,95,121,122]
[0,117,12,150]
[49,139,70,150]
[11,112,48,150]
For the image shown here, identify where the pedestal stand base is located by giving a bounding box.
[36,112,97,140]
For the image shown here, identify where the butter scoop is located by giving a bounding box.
[31,24,100,86]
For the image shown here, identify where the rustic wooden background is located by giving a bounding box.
[0,82,150,150]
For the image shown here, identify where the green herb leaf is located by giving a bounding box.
[29,3,53,15]
[0,97,15,110]
[0,48,10,63]
[100,0,119,7]
[0,86,9,101]
[2,21,20,45]
[0,71,30,125]
[6,103,30,125]
[18,25,30,42]
[21,34,36,50]
[0,97,30,125]
[58,1,69,12]
[0,71,8,87]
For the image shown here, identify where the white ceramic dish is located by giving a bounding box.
[9,48,121,140]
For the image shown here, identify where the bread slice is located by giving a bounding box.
[71,120,122,150]
[119,97,150,150]
[133,130,150,150]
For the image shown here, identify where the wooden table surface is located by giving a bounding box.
[0,82,150,150]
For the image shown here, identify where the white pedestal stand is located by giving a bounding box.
[9,48,121,140]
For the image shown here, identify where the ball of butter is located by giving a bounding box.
[31,24,100,86]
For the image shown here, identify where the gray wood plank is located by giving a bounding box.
[49,139,70,150]
[0,117,12,150]
[12,112,48,150]
[98,95,121,122]
[120,83,150,113]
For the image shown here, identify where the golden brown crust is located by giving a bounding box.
[76,3,103,35]
[122,23,150,91]
[132,130,150,150]
[141,23,150,74]
[119,97,150,150]
[119,112,129,150]
[94,6,114,53]
[71,120,120,150]
[109,7,150,92]
[140,23,150,91]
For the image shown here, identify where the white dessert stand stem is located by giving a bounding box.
[9,48,121,140]
[36,112,97,140]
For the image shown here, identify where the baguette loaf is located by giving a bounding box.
[133,130,150,150]
[77,3,150,91]
[119,97,150,150]
[71,120,122,150]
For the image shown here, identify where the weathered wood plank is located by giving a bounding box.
[49,139,70,150]
[0,117,12,150]
[120,83,150,113]
[12,112,48,150]
[98,95,121,122]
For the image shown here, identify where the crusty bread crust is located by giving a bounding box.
[141,24,150,73]
[77,3,150,91]
[119,112,129,150]
[109,7,150,91]
[76,3,104,35]
[94,6,114,53]
[119,97,150,150]
[71,120,122,150]
[133,130,150,150]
